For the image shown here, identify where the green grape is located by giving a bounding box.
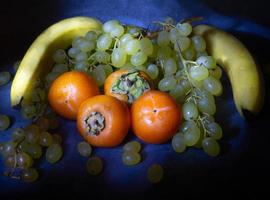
[169,28,180,43]
[157,31,170,47]
[111,48,127,68]
[26,143,42,159]
[119,33,133,48]
[127,26,141,37]
[74,61,89,72]
[171,133,186,153]
[0,71,11,86]
[92,51,111,64]
[197,95,216,115]
[205,122,223,140]
[2,142,16,157]
[0,115,10,131]
[52,64,68,74]
[196,56,216,69]
[183,45,196,60]
[0,142,4,154]
[68,47,79,58]
[21,168,39,182]
[190,78,204,89]
[92,65,106,86]
[97,33,113,51]
[39,131,53,147]
[192,35,206,52]
[25,125,40,144]
[203,76,223,96]
[183,102,199,120]
[209,66,222,79]
[140,38,153,56]
[146,64,159,79]
[102,64,114,76]
[11,128,25,141]
[75,52,88,62]
[158,77,177,91]
[45,72,59,85]
[53,49,67,64]
[36,117,50,132]
[164,58,177,76]
[103,20,119,33]
[147,164,164,184]
[181,121,201,146]
[52,134,62,144]
[130,52,147,66]
[202,114,215,123]
[110,24,125,38]
[122,151,141,166]
[176,22,192,36]
[180,79,191,93]
[85,31,98,41]
[123,141,141,152]
[86,156,103,175]
[4,155,16,168]
[21,104,37,119]
[125,39,141,55]
[174,36,191,52]
[196,51,208,58]
[149,44,158,58]
[77,141,92,157]
[189,66,209,81]
[17,152,33,168]
[169,84,185,99]
[202,137,220,157]
[45,143,63,163]
[72,36,84,48]
[17,140,30,152]
[78,39,95,52]
[196,89,215,104]
[157,46,172,60]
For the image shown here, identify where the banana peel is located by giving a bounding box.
[193,25,264,118]
[10,17,102,107]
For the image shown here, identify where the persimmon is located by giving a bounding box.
[48,71,99,120]
[131,90,182,144]
[77,95,130,147]
[104,69,153,104]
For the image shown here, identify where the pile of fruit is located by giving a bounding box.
[0,16,264,183]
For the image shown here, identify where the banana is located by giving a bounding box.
[193,25,264,118]
[11,17,102,107]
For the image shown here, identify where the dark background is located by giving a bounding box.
[0,0,270,199]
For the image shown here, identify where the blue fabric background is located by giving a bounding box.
[0,0,270,198]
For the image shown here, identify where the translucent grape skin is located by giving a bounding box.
[45,144,63,164]
[39,132,53,147]
[205,122,223,140]
[157,31,170,47]
[189,66,209,81]
[203,76,223,96]
[130,52,147,66]
[171,133,186,153]
[86,156,103,175]
[196,56,216,69]
[16,152,33,168]
[125,39,141,55]
[158,77,177,91]
[122,151,141,166]
[21,168,39,182]
[0,115,10,131]
[97,34,113,51]
[146,64,159,79]
[140,38,153,56]
[181,121,201,146]
[147,164,164,183]
[123,141,141,153]
[192,35,206,52]
[77,141,92,157]
[27,143,42,159]
[2,142,16,157]
[202,137,220,157]
[24,125,40,144]
[111,48,127,67]
[164,58,177,76]
[176,22,192,37]
[182,102,199,120]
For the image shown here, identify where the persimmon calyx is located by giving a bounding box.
[111,70,150,103]
[84,112,105,135]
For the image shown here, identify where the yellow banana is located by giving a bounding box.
[193,25,264,118]
[11,17,102,107]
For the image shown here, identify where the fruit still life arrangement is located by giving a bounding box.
[0,16,264,184]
